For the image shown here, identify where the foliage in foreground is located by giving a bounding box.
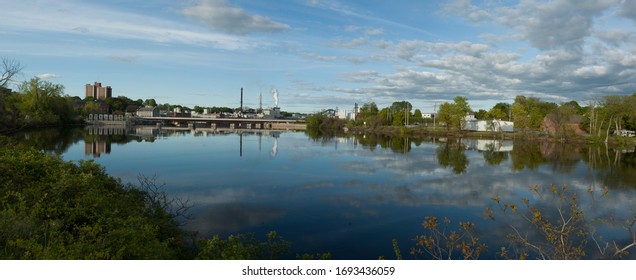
[196,231,291,260]
[411,184,636,260]
[0,139,301,259]
[0,140,180,259]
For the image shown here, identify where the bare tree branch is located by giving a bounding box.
[1,57,23,88]
[136,173,192,225]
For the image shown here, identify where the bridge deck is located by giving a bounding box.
[138,117,301,123]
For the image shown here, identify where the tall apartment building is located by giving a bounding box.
[85,81,112,100]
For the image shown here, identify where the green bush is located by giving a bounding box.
[0,140,184,259]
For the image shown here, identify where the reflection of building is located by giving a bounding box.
[462,139,513,152]
[84,140,111,158]
[86,125,128,136]
[134,126,160,137]
[85,81,112,100]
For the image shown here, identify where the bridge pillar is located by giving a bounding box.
[188,123,194,129]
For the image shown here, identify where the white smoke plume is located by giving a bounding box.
[271,87,279,107]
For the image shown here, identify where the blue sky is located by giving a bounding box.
[2,0,636,113]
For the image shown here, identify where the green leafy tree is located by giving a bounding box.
[412,109,423,124]
[390,101,412,113]
[511,102,530,131]
[376,108,392,127]
[493,102,511,120]
[359,102,379,120]
[437,102,455,129]
[193,106,205,114]
[488,108,507,120]
[562,100,584,115]
[16,77,74,126]
[512,96,557,131]
[157,103,171,112]
[436,96,472,130]
[143,98,157,107]
[475,109,488,120]
[392,111,406,126]
[83,102,101,115]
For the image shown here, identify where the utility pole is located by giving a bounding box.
[433,103,437,128]
[404,107,408,126]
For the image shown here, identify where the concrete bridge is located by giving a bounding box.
[135,116,306,130]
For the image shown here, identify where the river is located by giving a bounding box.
[9,126,636,259]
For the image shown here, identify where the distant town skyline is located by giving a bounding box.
[2,0,636,113]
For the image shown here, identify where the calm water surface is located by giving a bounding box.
[12,127,636,259]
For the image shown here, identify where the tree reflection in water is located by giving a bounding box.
[436,139,469,174]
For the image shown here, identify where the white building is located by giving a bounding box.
[464,119,514,132]
[337,109,348,119]
[336,106,359,120]
[136,106,159,117]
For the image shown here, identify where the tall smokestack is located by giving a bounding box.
[240,87,243,112]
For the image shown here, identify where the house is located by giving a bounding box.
[540,115,586,136]
[465,112,477,121]
[136,106,159,117]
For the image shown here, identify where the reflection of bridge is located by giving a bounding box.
[136,117,306,130]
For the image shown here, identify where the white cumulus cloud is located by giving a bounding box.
[36,73,61,79]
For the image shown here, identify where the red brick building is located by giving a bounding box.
[85,81,112,100]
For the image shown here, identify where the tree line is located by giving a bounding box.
[334,92,636,141]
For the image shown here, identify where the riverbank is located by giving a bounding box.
[346,125,636,147]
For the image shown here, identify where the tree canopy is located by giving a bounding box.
[437,96,472,130]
